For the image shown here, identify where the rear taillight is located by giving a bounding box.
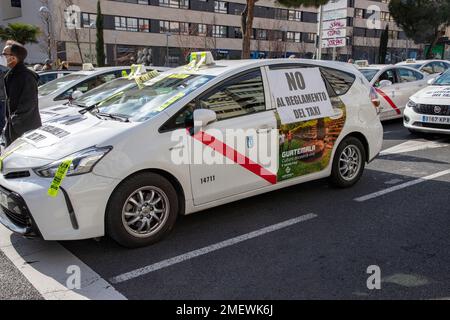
[370,86,381,114]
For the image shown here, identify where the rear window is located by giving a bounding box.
[269,64,355,97]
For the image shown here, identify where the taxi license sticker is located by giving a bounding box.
[157,92,186,111]
[48,159,73,198]
[0,142,26,171]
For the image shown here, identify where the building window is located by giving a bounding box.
[213,25,227,38]
[180,22,189,35]
[305,33,315,43]
[127,17,138,32]
[233,27,242,39]
[256,29,267,40]
[288,10,301,22]
[275,9,288,20]
[138,19,150,32]
[82,13,97,28]
[214,1,228,14]
[115,16,127,31]
[159,0,189,8]
[286,31,301,43]
[159,20,170,33]
[354,8,364,18]
[198,23,207,36]
[11,0,21,7]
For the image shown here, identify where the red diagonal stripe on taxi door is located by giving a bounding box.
[375,87,401,115]
[191,130,277,185]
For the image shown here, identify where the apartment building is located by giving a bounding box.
[0,0,429,66]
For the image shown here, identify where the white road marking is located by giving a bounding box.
[380,139,448,156]
[110,213,318,284]
[0,225,126,300]
[355,169,450,202]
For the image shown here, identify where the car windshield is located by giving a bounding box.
[359,69,379,82]
[73,78,136,107]
[96,74,215,122]
[38,73,86,96]
[434,70,450,85]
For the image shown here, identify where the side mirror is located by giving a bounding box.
[193,109,217,135]
[71,90,83,100]
[379,80,392,88]
[427,77,436,85]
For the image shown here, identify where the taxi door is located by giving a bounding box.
[375,69,402,119]
[188,68,278,206]
[395,68,427,110]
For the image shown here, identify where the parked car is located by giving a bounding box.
[0,52,383,248]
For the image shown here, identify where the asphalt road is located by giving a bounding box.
[1,119,449,300]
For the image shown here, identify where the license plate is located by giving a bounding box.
[422,115,450,124]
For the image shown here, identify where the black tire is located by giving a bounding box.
[106,173,179,248]
[329,136,366,188]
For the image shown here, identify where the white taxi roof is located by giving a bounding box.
[162,58,361,78]
[70,66,131,77]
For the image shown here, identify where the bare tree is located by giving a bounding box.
[60,0,84,64]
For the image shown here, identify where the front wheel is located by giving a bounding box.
[106,173,179,248]
[329,137,366,188]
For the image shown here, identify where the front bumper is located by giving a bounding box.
[0,170,120,241]
[404,106,450,134]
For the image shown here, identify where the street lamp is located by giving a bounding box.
[165,32,172,67]
[89,22,96,64]
[39,6,52,61]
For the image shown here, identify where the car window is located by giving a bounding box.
[38,73,57,86]
[55,71,125,101]
[431,62,446,74]
[197,69,266,121]
[397,68,422,82]
[160,69,266,131]
[359,69,379,82]
[376,69,397,85]
[38,73,86,96]
[421,63,433,74]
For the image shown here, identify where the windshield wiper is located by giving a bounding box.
[97,112,130,123]
[79,105,97,114]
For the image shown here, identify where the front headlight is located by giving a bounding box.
[34,146,112,178]
[407,100,418,108]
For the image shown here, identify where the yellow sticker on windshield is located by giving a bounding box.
[121,70,128,78]
[157,92,186,111]
[169,74,190,79]
[0,142,25,171]
[48,159,73,198]
[135,70,160,89]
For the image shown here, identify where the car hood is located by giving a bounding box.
[411,85,450,104]
[2,112,137,171]
[40,104,82,123]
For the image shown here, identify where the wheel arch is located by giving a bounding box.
[343,132,370,163]
[105,168,186,226]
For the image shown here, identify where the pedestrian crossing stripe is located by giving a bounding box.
[48,159,73,198]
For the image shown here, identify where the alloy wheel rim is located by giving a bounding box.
[121,186,170,238]
[339,145,362,181]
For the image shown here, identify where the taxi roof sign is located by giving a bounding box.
[186,51,215,70]
[405,58,416,63]
[354,60,369,67]
[82,63,95,71]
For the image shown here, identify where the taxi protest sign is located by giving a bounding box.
[267,68,335,125]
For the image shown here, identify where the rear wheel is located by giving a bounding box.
[330,136,366,188]
[106,173,178,248]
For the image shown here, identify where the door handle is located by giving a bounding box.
[169,145,185,151]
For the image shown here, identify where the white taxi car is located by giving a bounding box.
[404,69,450,134]
[38,65,131,109]
[359,64,428,120]
[0,52,383,248]
[396,59,450,76]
